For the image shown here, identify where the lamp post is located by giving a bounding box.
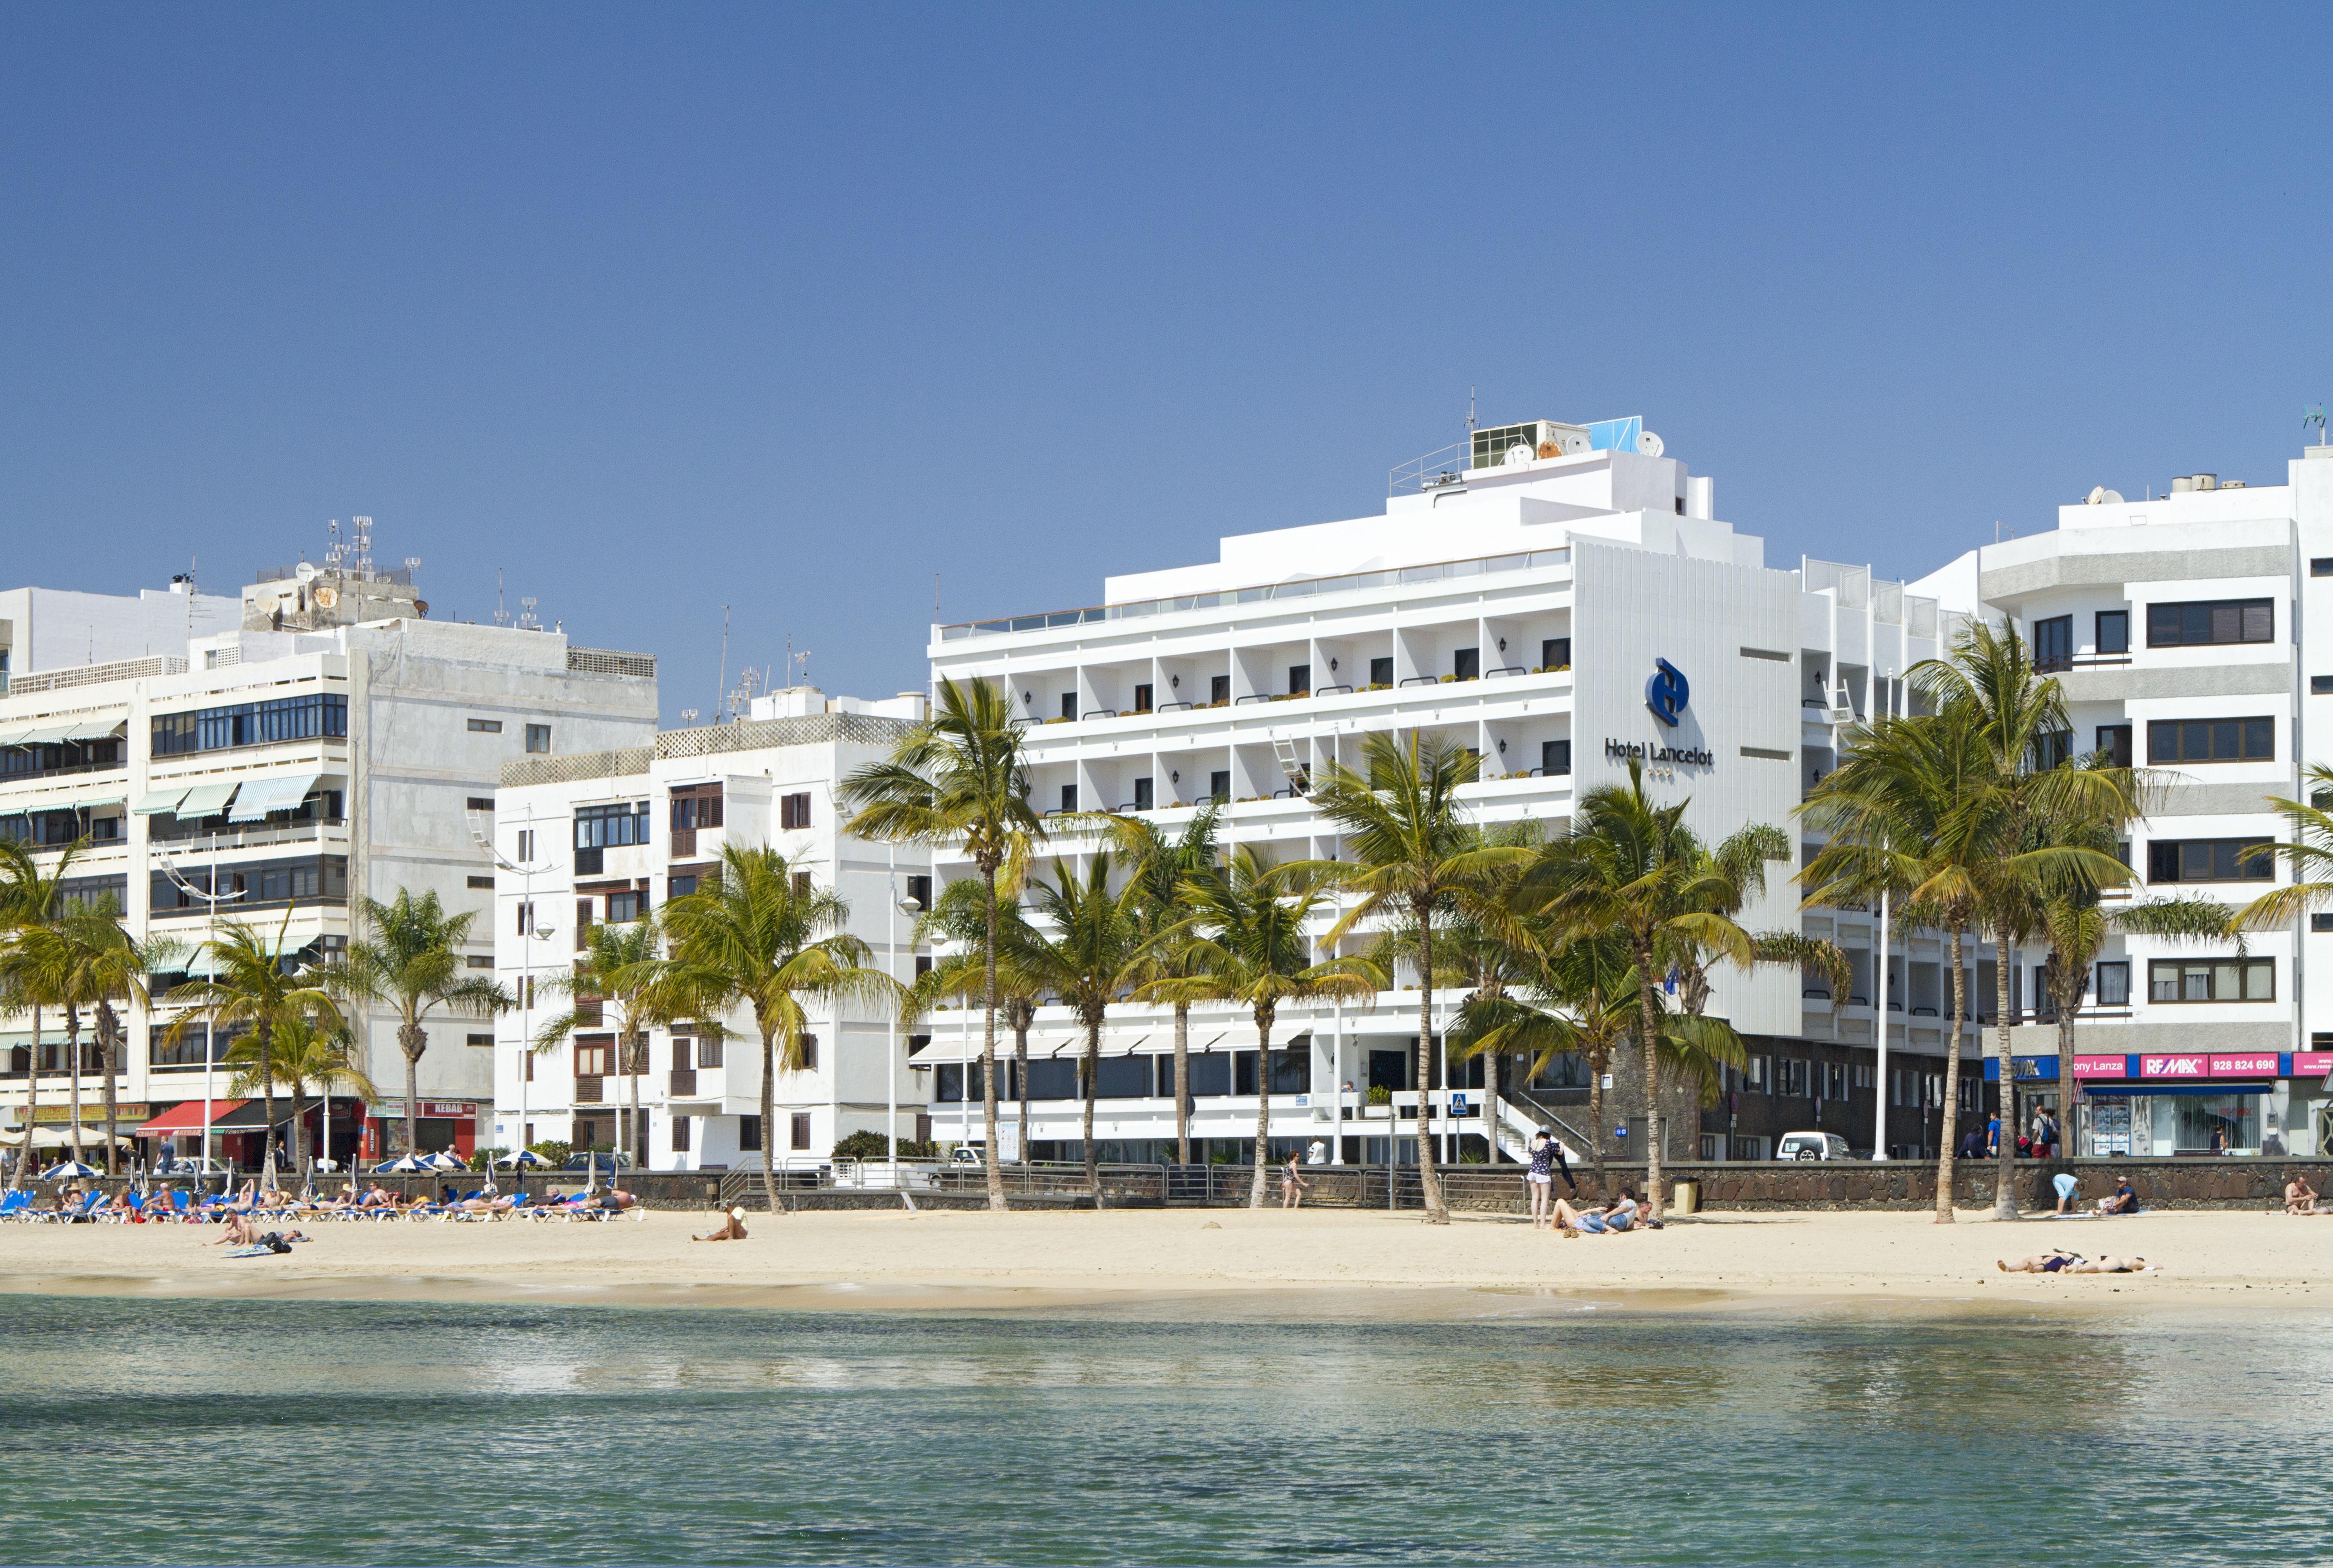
[889,844,924,1185]
[155,835,245,1174]
[468,804,554,1166]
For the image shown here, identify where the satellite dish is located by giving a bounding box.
[1637,431,1665,458]
[295,562,318,582]
[313,585,339,609]
[1502,442,1535,468]
[2085,486,2125,505]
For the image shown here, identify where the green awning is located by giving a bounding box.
[228,771,322,823]
[173,781,238,817]
[73,795,125,811]
[62,719,125,742]
[133,787,189,815]
[15,724,78,745]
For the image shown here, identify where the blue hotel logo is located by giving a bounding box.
[1645,658,1689,728]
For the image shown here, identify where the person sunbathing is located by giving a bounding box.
[1550,1197,1637,1236]
[358,1184,396,1209]
[2286,1177,2321,1216]
[212,1211,261,1247]
[692,1206,749,1242]
[1999,1250,2085,1273]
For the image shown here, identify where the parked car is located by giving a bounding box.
[950,1145,983,1166]
[1776,1132,1854,1162]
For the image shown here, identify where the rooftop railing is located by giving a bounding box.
[937,547,1573,643]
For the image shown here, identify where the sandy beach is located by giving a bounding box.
[2,1204,2327,1317]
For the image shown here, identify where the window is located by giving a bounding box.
[2316,676,2333,696]
[790,1113,811,1151]
[1747,1055,1769,1090]
[915,954,933,978]
[467,718,503,733]
[466,796,494,811]
[2033,729,2074,770]
[668,873,698,899]
[2096,960,2130,1007]
[906,874,933,910]
[2033,614,2072,673]
[525,724,551,753]
[1132,777,1154,811]
[1209,770,1230,803]
[671,1116,691,1153]
[1853,1063,1873,1091]
[1133,683,1152,713]
[575,801,652,849]
[1370,656,1394,686]
[791,870,812,898]
[2147,838,2273,883]
[515,830,535,862]
[466,955,494,969]
[2095,610,2129,655]
[1542,637,1571,671]
[575,897,595,937]
[2314,559,2333,577]
[1060,692,1078,720]
[797,1034,818,1071]
[2096,724,2132,768]
[1776,1059,1808,1097]
[575,1038,614,1076]
[670,790,723,830]
[697,1037,724,1069]
[1453,648,1480,680]
[607,889,643,923]
[151,692,347,756]
[1059,784,1078,813]
[466,1033,494,1048]
[2148,717,2274,764]
[2316,914,2333,934]
[2146,598,2273,647]
[467,874,494,889]
[1288,664,1310,695]
[516,902,536,935]
[738,1114,762,1152]
[1542,739,1571,776]
[779,792,813,830]
[2149,958,2275,1003]
[1822,1061,1847,1100]
[1210,674,1231,704]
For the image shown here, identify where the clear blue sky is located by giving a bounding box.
[5,5,2330,716]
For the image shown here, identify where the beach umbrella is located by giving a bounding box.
[43,1159,101,1182]
[585,1150,600,1196]
[375,1153,428,1173]
[424,1150,466,1172]
[495,1148,549,1169]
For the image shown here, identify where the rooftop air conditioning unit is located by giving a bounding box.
[1471,420,1590,471]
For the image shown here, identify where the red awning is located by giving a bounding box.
[133,1100,248,1137]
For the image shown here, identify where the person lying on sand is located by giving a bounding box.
[692,1206,749,1242]
[2000,1251,2155,1274]
[212,1212,261,1247]
[1551,1196,1640,1236]
[1998,1250,2084,1273]
[2287,1177,2321,1216]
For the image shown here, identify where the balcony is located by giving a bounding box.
[148,818,344,852]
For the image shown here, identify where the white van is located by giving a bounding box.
[1776,1132,1853,1161]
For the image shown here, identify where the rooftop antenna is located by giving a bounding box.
[2309,404,2328,447]
[325,519,344,572]
[716,605,730,723]
[494,569,510,627]
[1467,386,1476,436]
[518,596,540,632]
[349,516,374,579]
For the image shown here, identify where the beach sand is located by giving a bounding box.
[2,1203,2327,1317]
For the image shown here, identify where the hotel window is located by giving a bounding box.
[2149,957,2275,1003]
[2033,729,2074,770]
[1542,739,1571,776]
[670,790,723,831]
[790,1114,812,1151]
[1288,664,1310,695]
[467,874,494,889]
[467,1032,493,1046]
[1059,784,1078,813]
[905,874,933,910]
[2096,724,2132,768]
[795,1034,818,1071]
[574,1038,614,1077]
[1210,674,1231,704]
[1132,776,1154,811]
[697,1037,723,1068]
[2315,914,2333,933]
[671,1116,691,1153]
[2032,615,2072,673]
[2314,559,2333,577]
[1060,692,1078,720]
[738,1114,762,1152]
[607,889,643,923]
[1133,683,1153,713]
[2148,717,2273,764]
[1853,1063,1873,1091]
[1776,1059,1808,1097]
[1370,656,1394,687]
[2094,609,2129,655]
[516,901,535,935]
[467,718,503,733]
[2095,960,2130,1007]
[576,801,652,849]
[791,870,812,898]
[1453,648,1480,680]
[466,796,494,811]
[525,724,552,753]
[151,692,347,756]
[516,830,535,862]
[1747,1055,1769,1090]
[466,955,493,969]
[2147,838,2273,883]
[1542,637,1571,671]
[779,792,813,830]
[1209,770,1230,803]
[2146,598,2273,648]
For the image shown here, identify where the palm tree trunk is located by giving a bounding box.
[2057,981,2080,1162]
[1587,1047,1609,1195]
[398,1018,426,1161]
[1080,1015,1101,1197]
[1013,1012,1031,1167]
[100,1005,121,1178]
[980,866,1005,1212]
[66,1008,85,1166]
[1483,1033,1501,1162]
[1991,929,2019,1221]
[1636,954,1665,1224]
[15,1005,40,1190]
[1248,1010,1273,1208]
[260,1026,278,1181]
[630,1030,645,1171]
[289,1084,309,1171]
[1413,903,1447,1223]
[1172,1001,1190,1164]
[759,1024,781,1215]
[1935,929,1968,1224]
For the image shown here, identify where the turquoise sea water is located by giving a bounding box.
[0,1294,2324,1566]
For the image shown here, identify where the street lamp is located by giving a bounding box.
[153,839,245,1175]
[890,844,924,1185]
[468,805,555,1166]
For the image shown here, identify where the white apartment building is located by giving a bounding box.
[1914,442,2333,1157]
[490,685,932,1170]
[920,418,1971,1166]
[0,551,658,1165]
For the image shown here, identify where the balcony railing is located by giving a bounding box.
[939,546,1573,642]
[148,818,343,851]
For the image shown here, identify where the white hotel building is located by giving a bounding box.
[915,419,1974,1166]
[1913,443,2333,1157]
[0,552,658,1164]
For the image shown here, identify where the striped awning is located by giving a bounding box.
[14,724,78,745]
[133,787,189,815]
[227,771,322,823]
[62,718,126,742]
[173,781,238,817]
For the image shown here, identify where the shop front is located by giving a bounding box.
[2066,1052,2329,1157]
[362,1101,481,1163]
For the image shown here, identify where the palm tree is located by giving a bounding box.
[1303,732,1526,1224]
[327,890,508,1161]
[1448,930,1638,1192]
[7,899,178,1174]
[908,878,1043,1163]
[660,844,897,1215]
[0,839,89,1187]
[166,916,344,1177]
[1004,854,1155,1194]
[2228,763,2333,933]
[1523,760,1757,1223]
[534,916,668,1168]
[1144,848,1374,1205]
[1914,620,2142,1218]
[225,1010,378,1170]
[1113,805,1222,1163]
[842,676,1048,1212]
